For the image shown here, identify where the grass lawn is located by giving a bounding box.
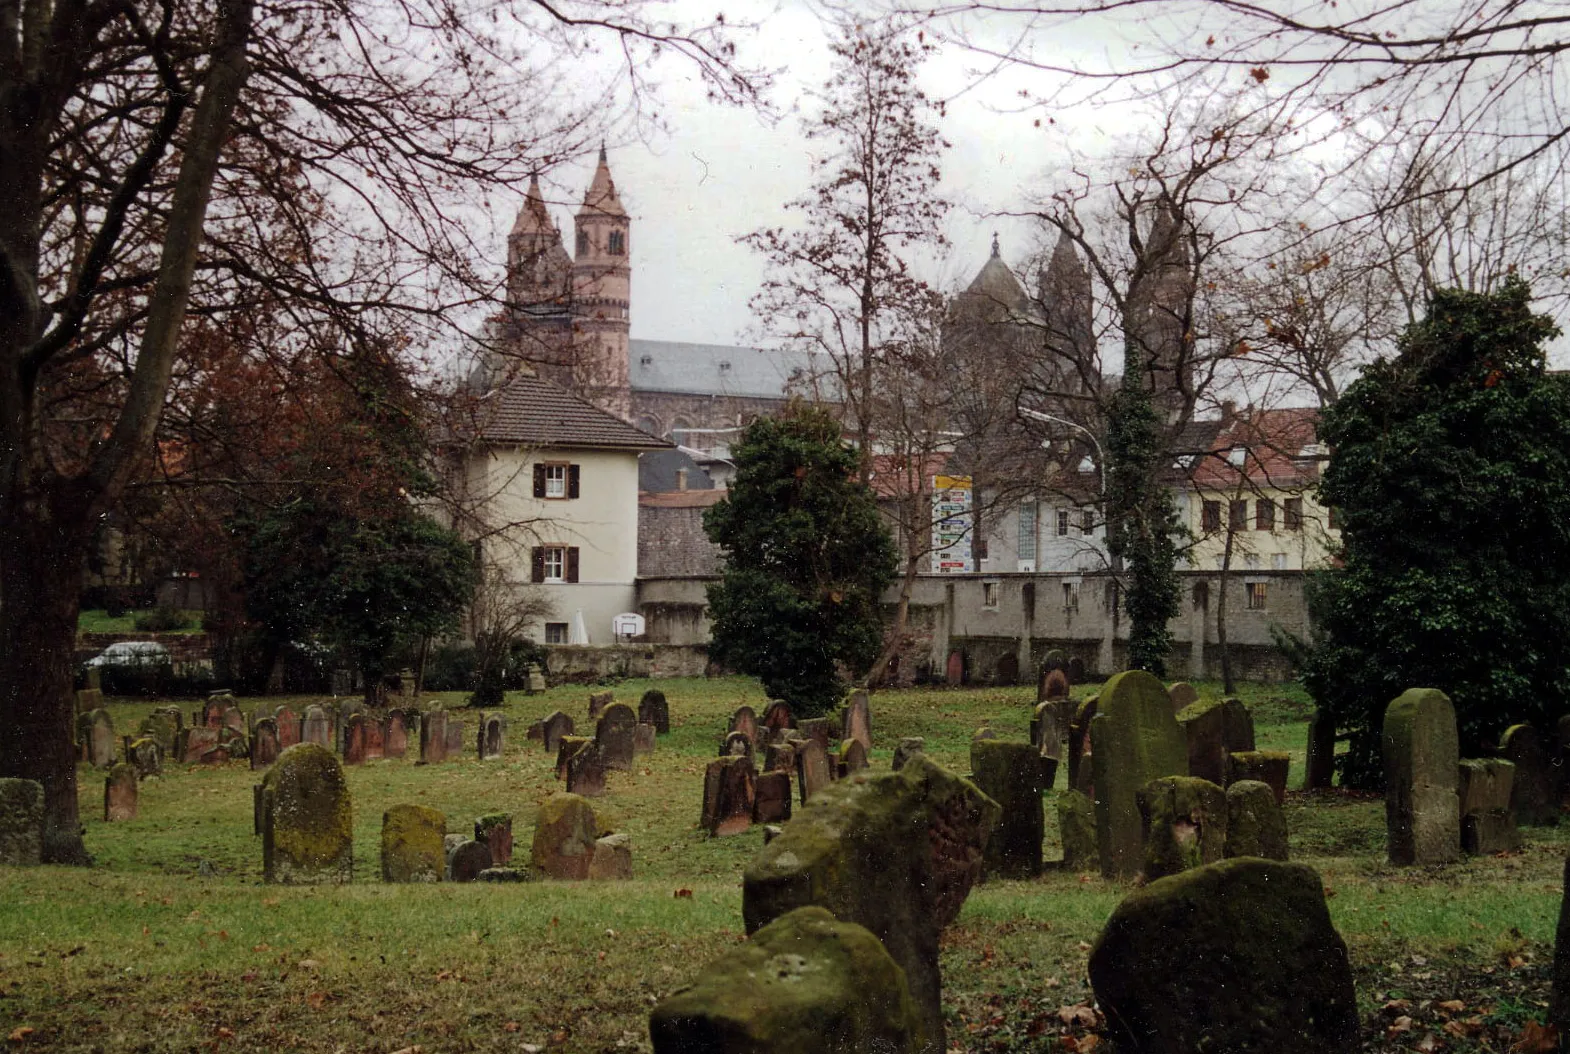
[77,609,205,635]
[1,676,1562,1052]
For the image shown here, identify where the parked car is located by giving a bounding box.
[84,641,172,669]
[83,641,173,696]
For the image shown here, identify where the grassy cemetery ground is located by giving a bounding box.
[1,677,1563,1052]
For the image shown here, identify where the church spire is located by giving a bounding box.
[579,147,626,219]
[511,172,557,237]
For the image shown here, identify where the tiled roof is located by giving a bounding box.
[1188,407,1323,490]
[629,339,821,400]
[461,375,671,451]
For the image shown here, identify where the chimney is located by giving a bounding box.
[676,468,688,491]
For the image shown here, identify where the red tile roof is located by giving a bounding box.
[1188,407,1323,490]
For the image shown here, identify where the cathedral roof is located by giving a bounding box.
[511,174,559,238]
[958,236,1030,311]
[1044,229,1087,283]
[629,339,822,400]
[579,146,627,219]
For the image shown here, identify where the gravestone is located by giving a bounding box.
[1167,681,1199,713]
[638,690,669,734]
[837,738,869,778]
[75,687,103,715]
[761,700,794,737]
[892,737,925,772]
[363,715,385,760]
[531,793,611,880]
[384,709,410,758]
[443,716,464,759]
[1177,697,1257,787]
[526,720,544,743]
[588,690,615,721]
[140,710,180,758]
[1031,700,1069,774]
[104,763,138,821]
[381,804,446,882]
[128,737,162,778]
[1500,724,1557,826]
[525,664,547,695]
[478,713,506,760]
[1039,669,1070,702]
[565,738,607,797]
[945,651,963,686]
[1224,779,1290,860]
[702,756,757,836]
[1089,859,1359,1053]
[1137,776,1226,880]
[723,730,753,759]
[1226,750,1290,803]
[1057,790,1097,872]
[217,724,249,761]
[1305,709,1336,790]
[475,813,513,865]
[262,743,352,884]
[842,690,872,753]
[179,726,221,764]
[0,780,43,866]
[250,718,281,770]
[596,703,637,771]
[222,706,247,737]
[729,705,760,748]
[274,707,300,749]
[447,839,493,882]
[795,739,833,804]
[301,705,331,749]
[799,717,834,757]
[744,756,999,1054]
[420,709,448,764]
[201,697,225,728]
[343,714,370,765]
[87,708,116,768]
[753,771,793,824]
[648,906,922,1054]
[969,740,1049,878]
[541,711,574,753]
[1067,696,1098,795]
[588,833,633,879]
[1090,670,1189,878]
[1067,656,1086,682]
[556,735,588,779]
[764,739,796,774]
[1457,758,1520,854]
[1382,688,1461,866]
[633,722,657,755]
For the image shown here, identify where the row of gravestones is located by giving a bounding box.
[647,738,1353,1054]
[254,742,632,883]
[529,690,669,799]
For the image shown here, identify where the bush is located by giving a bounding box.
[133,606,195,632]
[422,642,476,692]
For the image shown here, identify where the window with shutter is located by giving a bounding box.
[532,464,546,498]
[568,464,580,499]
[566,547,580,583]
[531,547,546,583]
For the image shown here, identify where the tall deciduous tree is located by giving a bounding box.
[1303,277,1570,787]
[703,404,898,715]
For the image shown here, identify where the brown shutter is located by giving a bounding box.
[531,547,545,583]
[566,547,580,583]
[533,464,546,498]
[568,464,580,499]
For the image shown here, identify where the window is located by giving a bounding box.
[1247,582,1268,610]
[1284,497,1303,531]
[1063,582,1080,614]
[1080,509,1095,536]
[1056,509,1070,537]
[982,582,999,609]
[1244,554,1260,571]
[531,546,580,584]
[533,462,580,500]
[1272,553,1288,571]
[1229,500,1248,531]
[544,622,569,644]
[576,229,589,255]
[1256,499,1275,531]
[1018,502,1037,563]
[1202,500,1221,532]
[608,230,625,255]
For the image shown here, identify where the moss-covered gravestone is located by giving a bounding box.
[448,839,493,882]
[139,710,180,758]
[638,689,670,734]
[0,779,43,866]
[1090,670,1189,879]
[836,739,868,778]
[649,906,922,1054]
[1177,697,1256,787]
[475,813,513,865]
[532,793,610,880]
[104,763,138,822]
[1057,790,1097,872]
[1224,779,1289,860]
[841,690,871,753]
[1457,759,1519,854]
[381,804,446,882]
[1227,750,1290,803]
[1089,858,1358,1053]
[1500,724,1556,827]
[128,737,162,778]
[1067,696,1098,795]
[262,744,352,884]
[892,737,925,772]
[1137,776,1226,880]
[969,739,1049,878]
[743,755,999,1054]
[1382,688,1460,866]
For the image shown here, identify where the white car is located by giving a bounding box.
[84,641,172,669]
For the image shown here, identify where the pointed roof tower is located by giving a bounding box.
[961,233,1029,310]
[512,173,558,237]
[579,145,627,219]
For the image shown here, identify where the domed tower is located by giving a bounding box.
[570,147,632,419]
[503,174,575,381]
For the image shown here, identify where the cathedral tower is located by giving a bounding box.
[504,174,575,375]
[570,147,632,419]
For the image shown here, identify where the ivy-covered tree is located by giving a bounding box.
[703,405,898,715]
[1303,277,1570,787]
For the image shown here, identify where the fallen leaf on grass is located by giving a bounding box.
[1512,1021,1558,1053]
[673,889,693,899]
[503,1022,520,1033]
[7,1028,33,1044]
[1415,1033,1440,1052]
[1057,1004,1098,1027]
[389,1047,423,1054]
[304,992,326,1010]
[297,959,319,970]
[1382,999,1412,1013]
[1386,1015,1413,1036]
[1438,1000,1465,1013]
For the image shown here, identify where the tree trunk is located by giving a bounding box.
[868,552,922,687]
[1218,526,1235,694]
[0,505,92,863]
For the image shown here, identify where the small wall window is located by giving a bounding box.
[1202,500,1221,532]
[1080,509,1095,536]
[533,462,580,499]
[1247,582,1268,610]
[576,229,589,255]
[1229,500,1248,531]
[1256,499,1275,531]
[1018,502,1037,563]
[982,581,999,609]
[1056,509,1070,537]
[1062,582,1079,614]
[1284,497,1303,531]
[544,622,569,644]
[1272,553,1288,571]
[531,545,580,584]
[608,230,626,255]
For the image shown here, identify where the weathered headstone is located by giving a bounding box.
[565,738,607,797]
[1224,779,1290,860]
[75,687,104,715]
[1382,688,1461,866]
[381,804,446,882]
[443,716,464,759]
[1226,750,1290,803]
[217,724,249,761]
[1305,708,1336,790]
[795,739,832,804]
[638,689,669,734]
[761,700,794,737]
[201,697,225,728]
[799,717,834,757]
[363,716,385,761]
[475,813,513,865]
[837,738,869,778]
[1067,656,1086,683]
[969,739,1049,878]
[128,737,162,778]
[179,726,221,764]
[648,906,923,1054]
[541,710,574,753]
[1089,858,1359,1053]
[892,737,925,772]
[1501,723,1557,826]
[753,770,793,824]
[729,705,760,748]
[478,713,506,760]
[0,780,43,866]
[702,756,757,836]
[531,793,610,880]
[1457,758,1520,854]
[301,705,331,749]
[588,833,633,879]
[274,706,300,749]
[420,709,448,764]
[384,709,409,758]
[764,739,796,774]
[262,743,352,884]
[722,730,753,758]
[556,734,588,779]
[1138,776,1226,880]
[1057,789,1097,872]
[250,718,280,770]
[1039,668,1070,702]
[448,839,493,882]
[1090,670,1189,878]
[103,763,138,822]
[596,702,637,771]
[525,663,547,695]
[588,690,615,721]
[1030,700,1069,775]
[744,756,999,1054]
[87,708,116,768]
[343,713,370,765]
[1067,696,1098,795]
[633,722,656,755]
[1167,681,1199,713]
[1177,697,1257,787]
[140,710,180,758]
[222,706,247,737]
[842,690,872,753]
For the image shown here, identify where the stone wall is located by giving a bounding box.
[544,642,709,681]
[637,505,724,576]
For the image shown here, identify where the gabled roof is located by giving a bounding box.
[1188,407,1323,490]
[461,374,671,451]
